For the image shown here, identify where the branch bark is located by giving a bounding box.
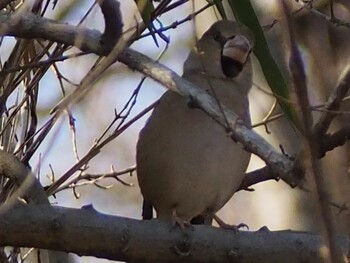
[0,150,68,263]
[0,0,122,56]
[0,204,348,263]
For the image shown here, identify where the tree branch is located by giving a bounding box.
[320,126,350,157]
[238,166,278,191]
[313,65,350,136]
[0,150,48,205]
[0,0,122,56]
[0,150,68,263]
[0,204,348,263]
[0,2,301,188]
[118,48,302,186]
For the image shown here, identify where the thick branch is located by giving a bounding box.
[0,0,122,55]
[0,150,48,205]
[0,150,68,263]
[0,204,348,263]
[98,0,123,52]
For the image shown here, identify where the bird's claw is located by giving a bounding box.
[219,222,249,231]
[214,214,249,231]
[170,210,193,231]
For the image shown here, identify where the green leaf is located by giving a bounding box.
[134,0,159,46]
[135,0,155,24]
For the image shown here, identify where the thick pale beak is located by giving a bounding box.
[222,35,252,65]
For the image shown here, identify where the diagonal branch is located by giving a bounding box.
[117,49,301,187]
[0,2,302,188]
[313,65,350,136]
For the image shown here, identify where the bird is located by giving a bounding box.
[136,20,254,227]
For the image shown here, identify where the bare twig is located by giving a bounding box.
[296,1,350,27]
[252,112,285,129]
[313,65,350,136]
[309,5,350,27]
[58,166,136,192]
[46,101,158,195]
[137,2,214,40]
[0,52,87,74]
[238,166,278,191]
[51,83,144,195]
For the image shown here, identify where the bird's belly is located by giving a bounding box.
[163,145,249,220]
[137,108,250,221]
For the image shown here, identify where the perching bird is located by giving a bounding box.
[136,20,254,226]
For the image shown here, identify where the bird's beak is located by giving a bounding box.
[222,35,252,65]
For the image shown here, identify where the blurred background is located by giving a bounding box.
[1,0,350,262]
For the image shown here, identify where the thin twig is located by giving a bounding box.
[46,101,158,195]
[313,65,350,136]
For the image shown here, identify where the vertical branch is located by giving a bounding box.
[281,1,341,262]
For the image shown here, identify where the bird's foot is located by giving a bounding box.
[172,217,192,229]
[170,209,193,230]
[214,215,249,231]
